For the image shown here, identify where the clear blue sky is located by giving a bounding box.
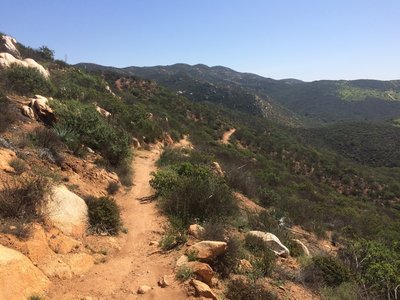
[1,0,399,81]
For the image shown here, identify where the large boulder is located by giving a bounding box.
[0,35,20,57]
[190,279,218,299]
[0,244,50,300]
[0,52,49,77]
[186,241,227,262]
[29,95,57,125]
[247,231,290,257]
[45,185,88,238]
[186,261,214,285]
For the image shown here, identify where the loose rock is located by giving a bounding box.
[247,231,290,257]
[137,285,152,294]
[190,279,218,299]
[186,241,227,261]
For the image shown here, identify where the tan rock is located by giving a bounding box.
[190,279,218,299]
[186,241,227,261]
[176,255,189,267]
[237,259,252,273]
[47,228,82,254]
[188,224,205,239]
[158,275,171,288]
[0,244,50,300]
[44,185,88,238]
[94,104,111,118]
[30,95,56,125]
[137,285,152,294]
[25,224,72,279]
[247,231,290,257]
[212,161,224,177]
[186,261,214,285]
[132,137,141,149]
[61,253,94,276]
[0,35,20,57]
[21,105,36,119]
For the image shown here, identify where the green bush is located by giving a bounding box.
[159,217,188,250]
[106,182,119,195]
[1,64,54,96]
[321,282,360,300]
[51,100,131,166]
[226,278,277,300]
[0,174,50,220]
[0,96,19,133]
[9,158,28,175]
[85,196,122,235]
[302,256,352,289]
[150,162,238,224]
[245,234,276,278]
[213,236,245,278]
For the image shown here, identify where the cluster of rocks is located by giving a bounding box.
[20,95,56,125]
[0,185,93,299]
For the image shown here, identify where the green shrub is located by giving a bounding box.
[321,282,360,300]
[0,174,49,220]
[245,234,276,278]
[302,256,352,289]
[213,236,245,278]
[106,181,119,195]
[175,266,193,282]
[1,64,54,96]
[0,96,19,133]
[150,163,238,224]
[85,196,122,235]
[9,158,28,174]
[226,278,277,300]
[159,218,188,250]
[51,100,131,166]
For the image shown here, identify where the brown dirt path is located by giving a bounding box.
[47,148,189,300]
[221,128,236,144]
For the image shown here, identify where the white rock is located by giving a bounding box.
[1,35,20,57]
[0,52,49,77]
[137,285,152,294]
[44,185,88,238]
[247,231,290,257]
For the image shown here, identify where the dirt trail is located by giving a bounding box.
[48,148,188,300]
[221,128,236,144]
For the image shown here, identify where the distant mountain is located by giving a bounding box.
[76,62,400,125]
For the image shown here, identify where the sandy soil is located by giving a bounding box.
[221,128,236,144]
[47,148,189,300]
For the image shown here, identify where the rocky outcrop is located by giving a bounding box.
[44,185,88,238]
[0,35,20,57]
[186,241,227,261]
[190,279,218,299]
[247,231,290,257]
[0,244,50,300]
[188,224,205,239]
[29,95,57,125]
[0,52,49,77]
[186,261,214,285]
[94,104,111,118]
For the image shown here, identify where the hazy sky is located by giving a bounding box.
[1,0,399,81]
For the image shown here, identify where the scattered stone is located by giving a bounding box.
[247,231,290,257]
[137,285,152,294]
[186,261,214,285]
[176,255,189,267]
[149,240,159,246]
[0,244,50,300]
[292,239,311,257]
[190,279,218,299]
[188,224,205,239]
[44,185,88,238]
[186,241,227,262]
[158,275,171,288]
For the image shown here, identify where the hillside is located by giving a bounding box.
[0,34,399,300]
[77,62,400,125]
